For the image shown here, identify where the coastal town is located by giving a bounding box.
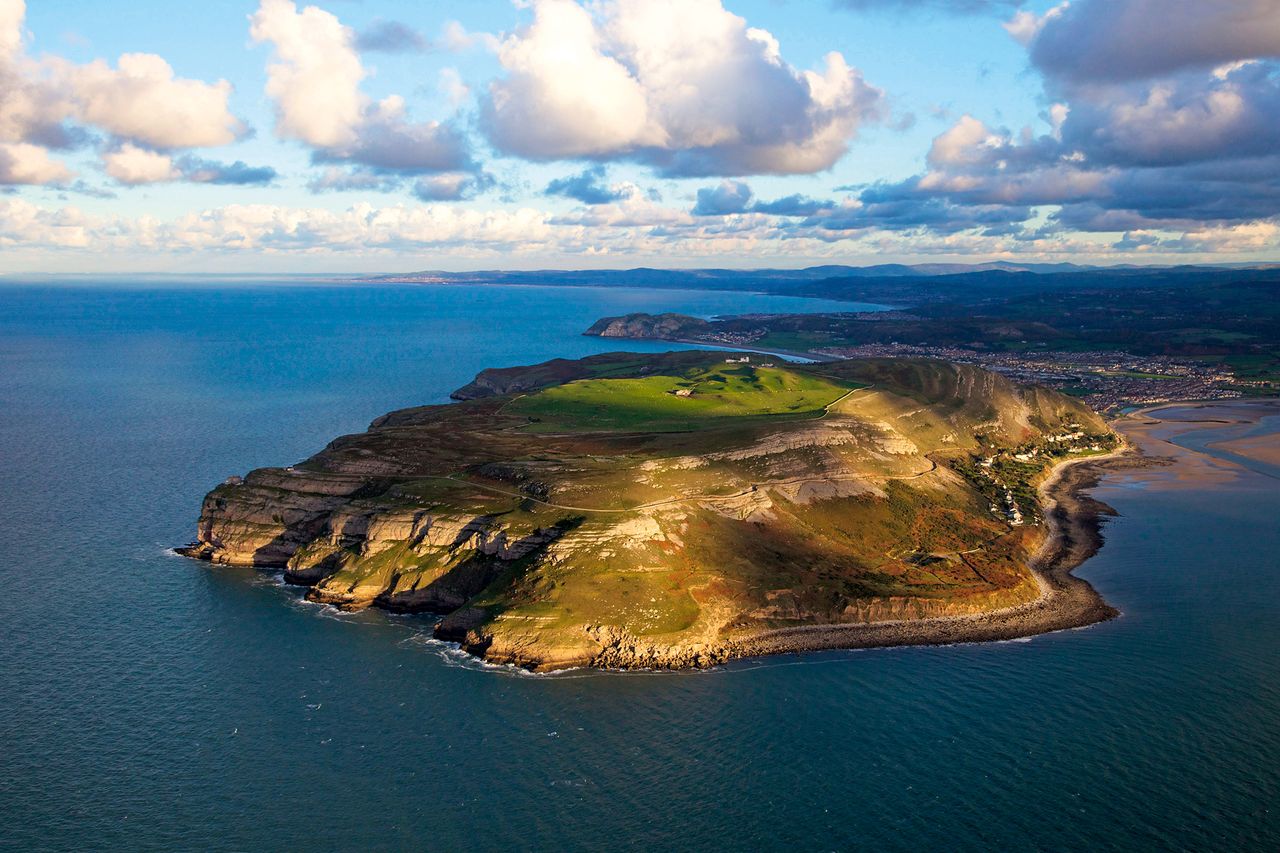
[638,320,1247,413]
[817,343,1242,412]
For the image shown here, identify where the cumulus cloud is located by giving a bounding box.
[309,95,472,173]
[173,156,277,186]
[0,198,556,254]
[250,0,479,191]
[55,52,243,149]
[102,143,179,184]
[1,1,68,158]
[692,180,753,215]
[102,143,278,186]
[544,165,630,205]
[816,1,1280,239]
[0,0,22,59]
[3,193,1276,263]
[250,0,366,149]
[0,141,71,184]
[411,171,494,202]
[1002,3,1067,47]
[750,194,835,216]
[1167,220,1280,253]
[1059,62,1280,168]
[1,0,248,186]
[306,167,400,194]
[440,21,500,53]
[802,189,1032,236]
[437,67,470,106]
[482,0,883,176]
[1024,0,1280,83]
[846,94,1280,237]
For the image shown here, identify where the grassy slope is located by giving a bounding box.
[505,364,860,433]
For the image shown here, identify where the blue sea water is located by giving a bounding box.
[0,282,1276,852]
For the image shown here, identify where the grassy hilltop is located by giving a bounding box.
[183,351,1115,670]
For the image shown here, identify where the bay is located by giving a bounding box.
[0,283,1276,852]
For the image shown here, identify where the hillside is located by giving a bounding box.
[180,352,1118,670]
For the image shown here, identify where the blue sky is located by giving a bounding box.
[3,0,1279,272]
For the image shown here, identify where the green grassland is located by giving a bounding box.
[505,363,860,432]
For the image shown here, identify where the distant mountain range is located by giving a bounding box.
[361,262,1280,306]
[366,261,1087,285]
[365,261,1276,288]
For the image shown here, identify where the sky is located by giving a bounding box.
[2,0,1279,273]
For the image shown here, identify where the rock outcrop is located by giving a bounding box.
[583,312,711,340]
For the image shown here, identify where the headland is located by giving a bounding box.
[179,348,1140,670]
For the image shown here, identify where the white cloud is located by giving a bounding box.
[0,198,93,248]
[0,141,71,183]
[856,0,1280,237]
[101,143,179,184]
[0,0,24,60]
[440,20,500,53]
[411,171,493,201]
[317,95,471,173]
[482,0,883,176]
[438,68,470,106]
[926,115,1006,167]
[1,0,247,186]
[1174,219,1280,252]
[56,52,241,149]
[1002,3,1066,47]
[250,0,476,183]
[1,0,69,184]
[2,195,1277,266]
[250,0,364,149]
[485,0,654,159]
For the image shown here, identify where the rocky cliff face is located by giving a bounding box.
[181,351,1115,671]
[583,313,711,340]
[179,466,575,611]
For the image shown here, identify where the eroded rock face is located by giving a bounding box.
[583,313,713,340]
[180,352,1115,670]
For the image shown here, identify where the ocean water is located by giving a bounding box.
[1,283,1276,852]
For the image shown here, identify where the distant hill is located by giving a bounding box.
[366,261,1107,286]
[360,263,1274,306]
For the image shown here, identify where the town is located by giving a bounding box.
[817,344,1241,412]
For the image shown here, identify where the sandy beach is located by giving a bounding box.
[1215,433,1280,467]
[1115,398,1280,486]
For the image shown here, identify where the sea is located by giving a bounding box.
[0,281,1276,851]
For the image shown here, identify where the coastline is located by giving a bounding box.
[184,343,1277,672]
[719,448,1142,665]
[589,333,840,364]
[479,447,1144,671]
[220,396,1272,672]
[458,438,1149,671]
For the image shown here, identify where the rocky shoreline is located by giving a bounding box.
[459,448,1152,671]
[720,450,1156,664]
[181,448,1141,673]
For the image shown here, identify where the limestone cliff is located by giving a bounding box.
[583,313,711,340]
